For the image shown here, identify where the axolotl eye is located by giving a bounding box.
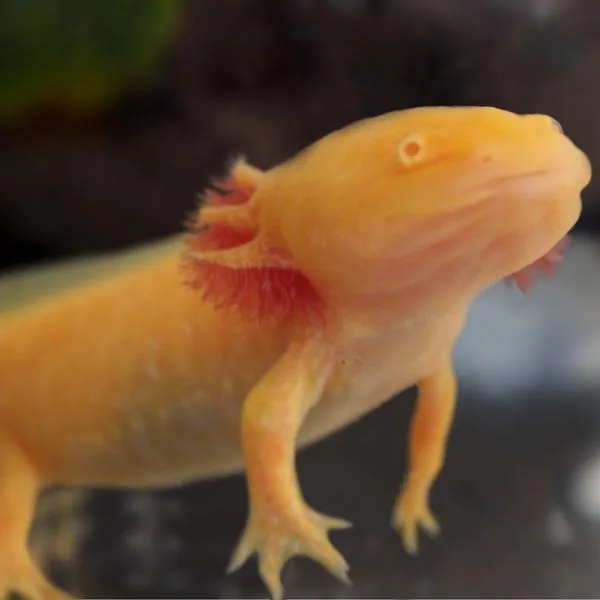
[397,133,427,166]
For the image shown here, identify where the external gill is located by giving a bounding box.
[181,163,325,324]
[505,236,569,292]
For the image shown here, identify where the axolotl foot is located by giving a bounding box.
[227,501,352,600]
[0,552,74,600]
[391,487,441,555]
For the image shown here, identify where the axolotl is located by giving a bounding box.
[0,106,591,600]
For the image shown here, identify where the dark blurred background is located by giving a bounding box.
[5,0,600,598]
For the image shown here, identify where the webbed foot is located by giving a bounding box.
[228,502,351,600]
[392,487,440,554]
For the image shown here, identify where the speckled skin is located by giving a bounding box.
[0,106,591,600]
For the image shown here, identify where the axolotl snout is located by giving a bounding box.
[0,106,591,600]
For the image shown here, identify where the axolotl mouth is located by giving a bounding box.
[505,236,569,292]
[482,162,587,293]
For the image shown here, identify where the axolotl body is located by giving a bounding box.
[0,106,591,600]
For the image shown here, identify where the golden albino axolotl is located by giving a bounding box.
[0,106,591,600]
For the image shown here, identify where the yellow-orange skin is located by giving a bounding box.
[0,106,591,600]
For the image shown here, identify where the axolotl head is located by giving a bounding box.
[184,106,591,324]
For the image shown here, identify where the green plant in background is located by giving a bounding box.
[0,0,182,122]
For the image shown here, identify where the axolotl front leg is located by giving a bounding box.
[393,357,457,553]
[227,329,351,600]
[228,331,458,599]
